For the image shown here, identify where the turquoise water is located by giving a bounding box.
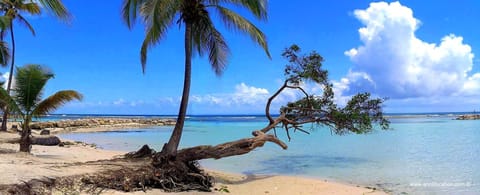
[58,115,480,194]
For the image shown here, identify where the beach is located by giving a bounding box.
[0,121,386,195]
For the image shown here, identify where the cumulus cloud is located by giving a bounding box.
[338,1,478,99]
[191,83,270,106]
[188,82,306,113]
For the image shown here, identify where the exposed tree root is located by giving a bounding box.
[0,177,56,195]
[81,158,213,193]
[125,144,155,159]
[0,155,213,194]
[0,132,286,194]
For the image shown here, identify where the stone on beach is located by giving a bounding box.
[32,136,61,146]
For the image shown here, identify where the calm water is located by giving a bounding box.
[58,115,480,194]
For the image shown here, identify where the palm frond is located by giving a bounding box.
[0,16,11,40]
[36,0,71,21]
[192,16,229,75]
[13,64,53,113]
[16,14,36,36]
[206,27,229,75]
[0,85,21,115]
[216,6,270,58]
[0,16,11,30]
[0,41,10,66]
[122,0,146,29]
[5,9,16,18]
[139,0,179,71]
[32,90,82,117]
[206,0,268,20]
[19,3,41,15]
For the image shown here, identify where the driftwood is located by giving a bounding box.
[175,131,287,161]
[31,136,61,146]
[4,136,62,146]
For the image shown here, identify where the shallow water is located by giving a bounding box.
[59,115,480,194]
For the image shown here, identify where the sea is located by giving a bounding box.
[49,113,480,194]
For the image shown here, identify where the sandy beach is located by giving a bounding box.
[0,122,387,195]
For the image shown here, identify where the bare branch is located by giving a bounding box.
[265,81,287,124]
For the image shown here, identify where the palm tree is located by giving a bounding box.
[0,64,82,153]
[0,0,70,131]
[122,0,270,156]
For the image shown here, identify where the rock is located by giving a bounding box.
[43,122,55,128]
[32,136,61,146]
[456,114,480,120]
[40,130,50,135]
[28,117,177,131]
[30,123,41,130]
[56,122,67,128]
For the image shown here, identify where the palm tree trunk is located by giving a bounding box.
[19,116,31,153]
[162,22,193,156]
[1,22,15,131]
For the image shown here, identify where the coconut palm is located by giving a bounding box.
[0,0,71,131]
[122,0,270,156]
[0,64,82,152]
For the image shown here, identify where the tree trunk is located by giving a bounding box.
[175,131,288,162]
[19,132,31,153]
[19,117,31,153]
[1,22,15,131]
[162,22,193,156]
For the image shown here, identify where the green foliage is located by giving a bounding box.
[282,44,328,85]
[0,0,70,63]
[14,65,54,114]
[0,64,82,152]
[0,16,9,66]
[36,0,71,21]
[0,0,41,37]
[279,45,389,135]
[0,64,82,124]
[121,0,270,74]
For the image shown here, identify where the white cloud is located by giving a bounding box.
[232,83,269,105]
[338,1,478,99]
[190,82,270,106]
[113,98,126,105]
[188,82,309,113]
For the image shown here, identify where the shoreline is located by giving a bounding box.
[0,120,387,194]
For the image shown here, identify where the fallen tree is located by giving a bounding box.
[5,45,390,194]
[118,45,388,192]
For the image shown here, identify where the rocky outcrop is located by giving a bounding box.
[29,118,176,130]
[456,114,480,120]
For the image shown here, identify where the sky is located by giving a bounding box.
[3,0,480,115]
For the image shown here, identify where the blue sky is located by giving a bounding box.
[3,0,480,115]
